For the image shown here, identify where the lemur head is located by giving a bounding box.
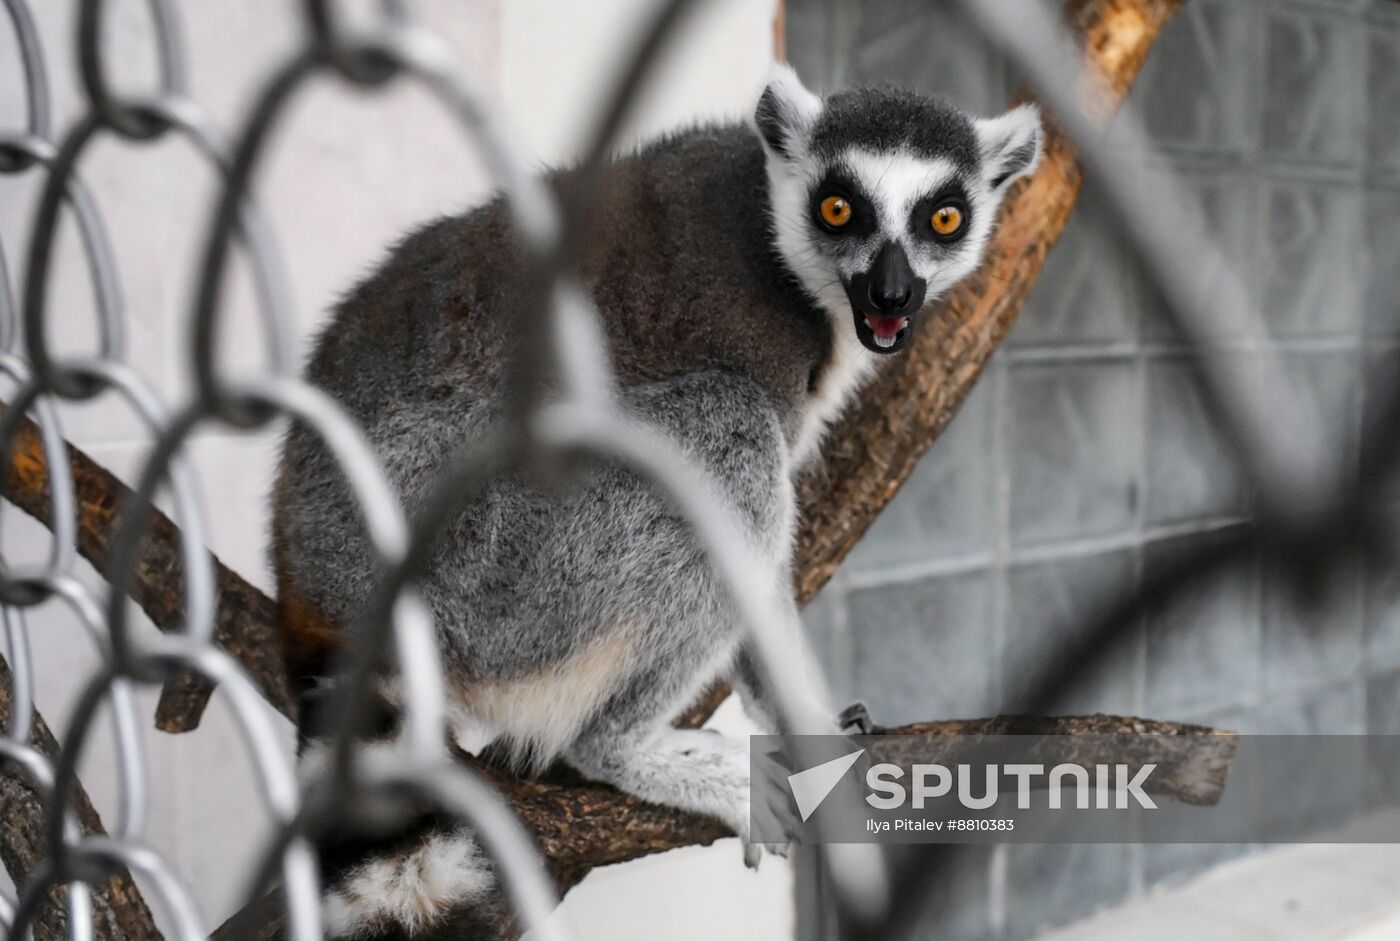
[754,65,1043,355]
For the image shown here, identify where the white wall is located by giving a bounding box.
[0,1,788,937]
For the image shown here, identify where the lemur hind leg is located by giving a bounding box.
[565,722,798,867]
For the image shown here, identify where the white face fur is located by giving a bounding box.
[753,64,1044,360]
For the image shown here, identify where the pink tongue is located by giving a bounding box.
[867,315,906,339]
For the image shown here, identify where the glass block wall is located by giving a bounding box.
[787,0,1400,937]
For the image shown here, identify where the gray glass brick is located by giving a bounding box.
[1365,670,1400,811]
[1262,8,1364,166]
[1262,560,1363,695]
[1277,350,1362,487]
[1002,549,1141,715]
[844,381,994,573]
[1188,701,1254,737]
[1368,669,1400,735]
[1144,355,1250,525]
[846,570,996,724]
[1363,350,1400,503]
[785,0,844,90]
[1013,189,1138,347]
[1367,23,1400,174]
[1008,360,1139,546]
[1133,0,1259,155]
[1259,179,1363,337]
[1144,531,1261,719]
[1004,843,1133,940]
[1240,683,1366,840]
[801,585,852,703]
[1241,680,1365,734]
[843,3,1008,113]
[1138,167,1256,343]
[1299,0,1371,11]
[1374,0,1400,26]
[1364,186,1400,335]
[1363,515,1400,671]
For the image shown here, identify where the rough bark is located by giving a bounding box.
[0,657,161,939]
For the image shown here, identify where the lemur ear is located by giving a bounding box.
[753,63,822,162]
[974,104,1044,193]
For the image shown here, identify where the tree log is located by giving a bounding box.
[0,657,161,939]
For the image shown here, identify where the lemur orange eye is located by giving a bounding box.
[931,203,965,237]
[819,195,853,228]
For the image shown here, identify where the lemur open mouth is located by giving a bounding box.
[843,242,923,355]
[854,310,912,354]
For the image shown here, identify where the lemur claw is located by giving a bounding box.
[743,840,763,869]
[752,749,803,845]
[743,840,792,869]
[838,700,882,735]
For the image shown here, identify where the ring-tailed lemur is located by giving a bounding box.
[272,64,1041,937]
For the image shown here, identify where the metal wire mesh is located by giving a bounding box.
[0,1,1395,940]
[0,0,864,937]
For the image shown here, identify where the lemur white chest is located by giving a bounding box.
[791,323,876,468]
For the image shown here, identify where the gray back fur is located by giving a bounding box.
[275,124,819,763]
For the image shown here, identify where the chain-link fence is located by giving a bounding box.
[0,0,1396,939]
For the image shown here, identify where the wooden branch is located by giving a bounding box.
[0,657,161,939]
[0,0,1189,936]
[0,401,296,730]
[869,714,1236,807]
[211,712,1234,939]
[489,714,1235,876]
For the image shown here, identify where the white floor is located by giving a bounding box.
[1035,813,1400,941]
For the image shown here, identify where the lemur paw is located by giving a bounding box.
[739,749,800,868]
[742,840,793,869]
[837,700,883,735]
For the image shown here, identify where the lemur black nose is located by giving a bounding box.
[866,241,923,314]
[873,284,912,311]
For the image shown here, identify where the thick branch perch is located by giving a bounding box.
[0,657,161,939]
[211,712,1233,939]
[0,0,1188,936]
[493,714,1235,878]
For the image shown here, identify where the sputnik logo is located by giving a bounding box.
[786,748,865,821]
